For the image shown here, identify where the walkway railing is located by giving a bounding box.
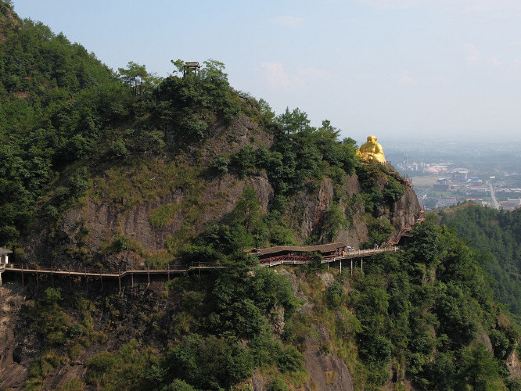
[0,247,400,287]
[260,246,399,267]
[0,262,225,287]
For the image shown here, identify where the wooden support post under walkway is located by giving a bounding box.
[0,245,400,288]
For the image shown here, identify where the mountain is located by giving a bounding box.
[0,3,420,270]
[1,2,521,390]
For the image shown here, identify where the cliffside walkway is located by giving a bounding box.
[0,246,399,288]
[260,246,398,266]
[0,262,226,288]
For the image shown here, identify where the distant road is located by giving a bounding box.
[489,182,500,210]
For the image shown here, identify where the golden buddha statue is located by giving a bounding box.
[357,135,386,163]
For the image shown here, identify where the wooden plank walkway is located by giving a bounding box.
[0,246,399,286]
[260,246,398,267]
[0,263,225,278]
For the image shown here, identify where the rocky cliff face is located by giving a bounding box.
[23,113,421,269]
[26,170,420,269]
[285,174,421,246]
[0,285,26,390]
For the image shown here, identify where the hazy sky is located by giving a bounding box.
[12,0,521,142]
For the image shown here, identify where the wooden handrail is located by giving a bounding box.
[0,247,400,279]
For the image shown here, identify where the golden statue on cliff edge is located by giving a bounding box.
[357,135,386,164]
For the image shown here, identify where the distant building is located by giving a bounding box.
[451,168,469,182]
[436,197,459,209]
[183,61,200,76]
[0,248,12,264]
[500,199,521,211]
[468,177,483,186]
[433,178,450,191]
[424,164,450,174]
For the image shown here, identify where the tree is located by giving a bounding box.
[458,345,506,391]
[319,203,347,242]
[276,108,311,134]
[118,61,158,94]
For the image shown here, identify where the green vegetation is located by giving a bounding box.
[439,205,521,318]
[0,2,128,244]
[0,2,248,249]
[86,340,160,391]
[366,216,394,248]
[79,263,303,390]
[357,162,406,216]
[0,0,405,258]
[28,218,517,391]
[318,203,348,242]
[7,3,521,390]
[149,203,180,229]
[18,253,304,390]
[155,59,242,146]
[325,220,519,390]
[22,288,102,390]
[228,111,358,205]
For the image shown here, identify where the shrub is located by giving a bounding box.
[326,281,344,308]
[307,252,324,272]
[56,378,86,391]
[149,203,179,229]
[366,217,393,248]
[86,340,160,390]
[109,138,129,158]
[383,176,405,204]
[268,378,289,391]
[162,380,196,391]
[490,329,513,360]
[276,344,304,373]
[208,155,230,176]
[319,203,347,243]
[164,335,254,390]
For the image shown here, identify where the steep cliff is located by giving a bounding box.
[0,286,26,390]
[16,93,420,271]
[24,158,420,270]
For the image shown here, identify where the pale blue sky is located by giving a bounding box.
[11,0,521,142]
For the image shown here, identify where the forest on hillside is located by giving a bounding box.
[440,205,521,318]
[0,0,365,252]
[13,218,521,390]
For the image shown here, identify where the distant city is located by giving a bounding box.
[384,139,521,211]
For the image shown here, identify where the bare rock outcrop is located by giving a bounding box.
[302,335,354,391]
[391,185,422,231]
[0,285,26,390]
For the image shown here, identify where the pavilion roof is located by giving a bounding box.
[0,247,12,255]
[251,242,346,257]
